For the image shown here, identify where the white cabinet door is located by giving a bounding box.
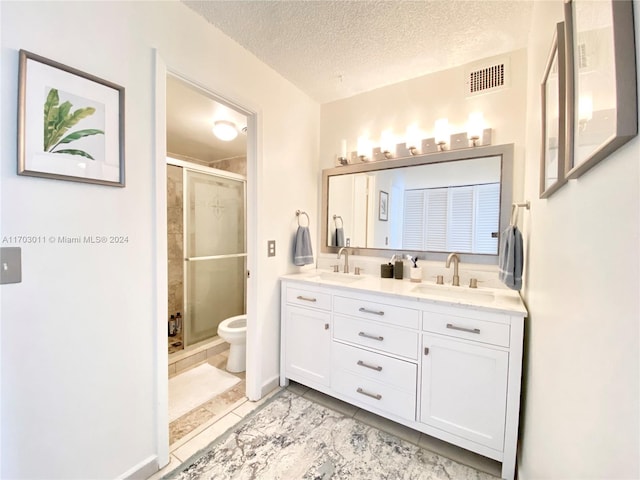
[284,305,332,386]
[420,334,508,451]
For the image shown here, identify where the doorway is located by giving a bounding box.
[165,73,248,445]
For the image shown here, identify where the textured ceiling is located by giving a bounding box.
[184,0,534,103]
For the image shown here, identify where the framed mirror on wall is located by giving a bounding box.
[540,21,568,199]
[564,0,637,179]
[321,144,514,265]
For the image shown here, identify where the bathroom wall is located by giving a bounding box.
[518,1,640,478]
[0,1,319,478]
[167,164,184,331]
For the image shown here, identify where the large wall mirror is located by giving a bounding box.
[321,144,514,264]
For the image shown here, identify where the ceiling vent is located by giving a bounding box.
[465,57,510,96]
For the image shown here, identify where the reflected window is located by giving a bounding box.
[402,183,499,254]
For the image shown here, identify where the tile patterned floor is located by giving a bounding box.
[169,351,246,445]
[149,368,502,479]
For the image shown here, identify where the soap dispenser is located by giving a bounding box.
[393,254,403,280]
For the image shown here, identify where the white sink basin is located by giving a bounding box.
[309,272,364,284]
[411,283,495,302]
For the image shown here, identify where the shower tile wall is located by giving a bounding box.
[167,164,184,344]
[209,157,247,177]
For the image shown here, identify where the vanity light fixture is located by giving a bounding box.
[434,118,449,151]
[467,112,485,147]
[212,120,238,141]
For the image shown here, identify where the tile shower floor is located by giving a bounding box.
[150,359,502,479]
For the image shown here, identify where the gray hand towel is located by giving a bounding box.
[499,225,523,290]
[294,226,314,266]
[335,227,345,247]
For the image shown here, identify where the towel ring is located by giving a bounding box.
[296,210,310,227]
[333,215,343,228]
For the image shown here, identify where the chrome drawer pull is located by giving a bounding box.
[296,295,317,302]
[357,360,382,372]
[358,332,384,341]
[358,307,385,316]
[446,323,481,334]
[357,387,382,400]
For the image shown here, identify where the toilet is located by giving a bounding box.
[217,314,247,373]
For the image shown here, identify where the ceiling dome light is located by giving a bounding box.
[212,120,238,141]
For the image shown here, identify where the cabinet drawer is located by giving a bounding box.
[332,369,416,421]
[332,341,417,391]
[422,311,510,347]
[334,315,419,360]
[334,296,419,329]
[286,286,332,311]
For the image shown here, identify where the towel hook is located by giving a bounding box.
[296,210,310,227]
[333,214,343,228]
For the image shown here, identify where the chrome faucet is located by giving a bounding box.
[446,252,460,286]
[337,247,350,274]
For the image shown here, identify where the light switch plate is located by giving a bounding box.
[0,247,22,284]
[267,240,276,257]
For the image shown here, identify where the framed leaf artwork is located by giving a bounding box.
[18,50,125,186]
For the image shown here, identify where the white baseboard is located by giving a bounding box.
[117,454,158,480]
[261,373,281,398]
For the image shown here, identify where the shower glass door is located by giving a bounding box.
[184,168,246,346]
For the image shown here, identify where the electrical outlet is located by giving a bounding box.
[267,240,276,257]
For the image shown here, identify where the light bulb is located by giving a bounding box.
[578,95,593,122]
[380,130,395,158]
[357,135,372,161]
[467,112,484,145]
[405,124,423,154]
[434,118,449,150]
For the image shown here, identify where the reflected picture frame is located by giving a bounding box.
[564,0,637,180]
[379,190,388,221]
[18,50,125,187]
[540,21,568,199]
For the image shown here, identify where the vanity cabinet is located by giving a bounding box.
[282,286,332,386]
[420,334,508,450]
[280,277,526,480]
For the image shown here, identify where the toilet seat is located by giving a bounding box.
[220,316,246,331]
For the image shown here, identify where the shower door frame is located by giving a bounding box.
[167,157,247,349]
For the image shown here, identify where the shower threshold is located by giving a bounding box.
[168,336,228,377]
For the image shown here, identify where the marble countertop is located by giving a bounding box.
[281,269,528,316]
